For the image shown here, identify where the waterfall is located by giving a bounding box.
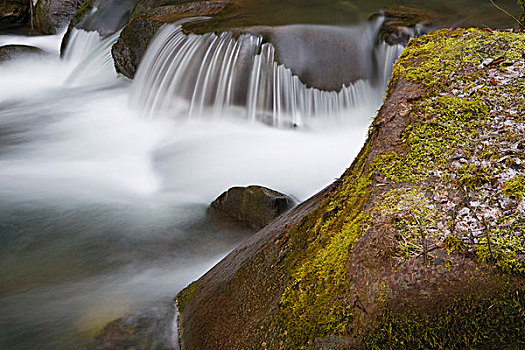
[130,24,403,126]
[65,30,121,86]
[62,29,121,86]
[63,28,102,63]
[374,42,404,87]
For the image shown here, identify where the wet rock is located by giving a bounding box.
[93,305,176,350]
[60,0,138,55]
[210,185,295,229]
[0,0,29,29]
[112,0,372,90]
[111,0,227,79]
[371,5,439,45]
[35,0,84,34]
[0,44,47,62]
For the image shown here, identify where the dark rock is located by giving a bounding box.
[112,0,372,90]
[210,185,295,229]
[0,44,47,62]
[520,0,525,29]
[60,0,138,55]
[0,0,29,29]
[93,305,176,350]
[111,0,227,79]
[35,0,84,34]
[371,5,439,45]
[233,24,374,91]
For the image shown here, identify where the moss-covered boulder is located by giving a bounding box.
[0,0,29,29]
[176,28,525,349]
[0,44,47,62]
[210,185,295,230]
[35,0,84,34]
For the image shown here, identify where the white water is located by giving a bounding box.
[131,23,402,126]
[0,26,400,349]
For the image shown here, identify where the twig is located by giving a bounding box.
[489,0,522,27]
[29,0,34,30]
[410,211,427,265]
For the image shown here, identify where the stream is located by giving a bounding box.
[0,1,521,349]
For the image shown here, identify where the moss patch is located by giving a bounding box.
[176,281,197,314]
[279,146,371,346]
[364,285,525,349]
[503,174,525,201]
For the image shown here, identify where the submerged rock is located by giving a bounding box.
[35,0,84,34]
[210,185,295,230]
[0,44,47,62]
[176,29,525,349]
[93,305,176,350]
[0,0,29,29]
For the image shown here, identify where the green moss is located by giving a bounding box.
[70,0,94,27]
[475,218,525,274]
[364,286,525,349]
[176,281,197,314]
[395,29,525,91]
[443,235,466,254]
[372,96,489,184]
[279,144,372,345]
[456,164,492,191]
[503,175,525,201]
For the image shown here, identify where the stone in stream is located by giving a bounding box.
[60,0,139,54]
[210,185,295,230]
[111,0,228,79]
[93,305,176,350]
[0,0,29,29]
[370,5,440,45]
[35,0,84,34]
[0,44,47,62]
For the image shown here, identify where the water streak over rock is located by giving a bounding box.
[130,23,402,126]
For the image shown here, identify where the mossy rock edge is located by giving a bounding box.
[176,28,525,349]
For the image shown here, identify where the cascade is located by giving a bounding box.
[64,30,122,86]
[130,24,403,126]
[62,28,102,63]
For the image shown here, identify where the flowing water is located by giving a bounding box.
[0,1,520,348]
[0,22,389,349]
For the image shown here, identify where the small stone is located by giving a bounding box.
[211,185,296,229]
